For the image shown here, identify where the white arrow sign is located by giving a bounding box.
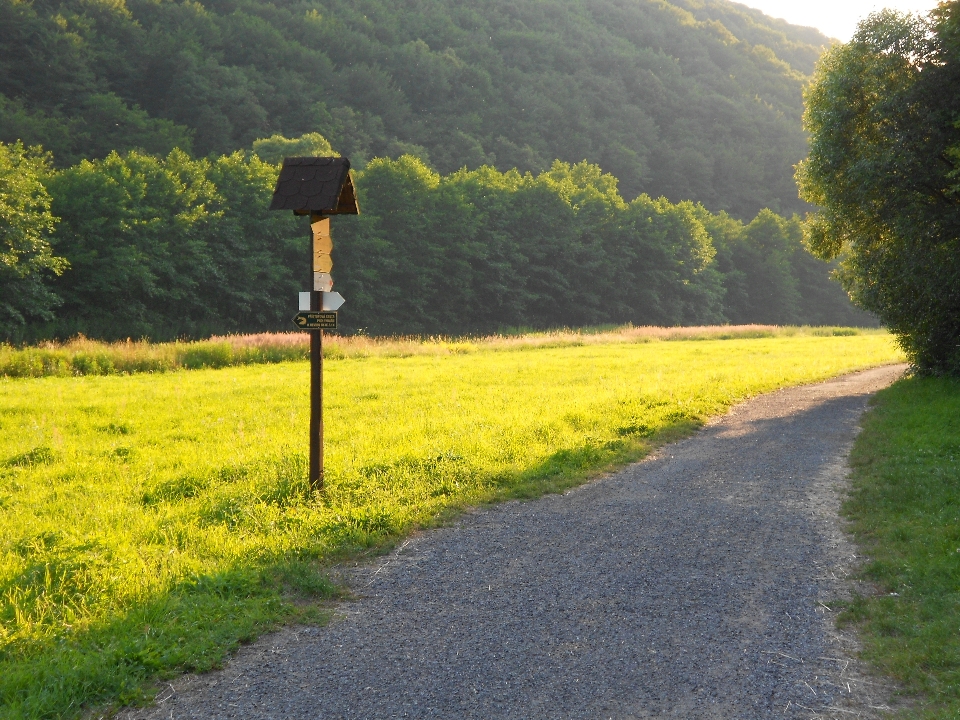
[313,272,333,292]
[321,291,345,311]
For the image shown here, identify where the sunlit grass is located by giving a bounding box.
[0,333,902,718]
[0,324,877,377]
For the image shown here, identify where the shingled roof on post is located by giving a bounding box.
[269,157,359,215]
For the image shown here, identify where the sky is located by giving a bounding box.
[737,0,940,40]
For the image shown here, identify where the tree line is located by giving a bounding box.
[798,2,960,374]
[1,139,871,342]
[0,0,828,219]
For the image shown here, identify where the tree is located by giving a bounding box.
[12,147,868,342]
[0,142,65,339]
[43,149,304,340]
[203,152,305,331]
[251,133,338,164]
[797,4,960,373]
[44,150,219,338]
[732,210,802,325]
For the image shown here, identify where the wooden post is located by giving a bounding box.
[309,291,324,491]
[307,215,327,492]
[270,159,356,493]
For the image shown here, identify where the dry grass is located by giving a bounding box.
[0,325,876,377]
[318,324,791,356]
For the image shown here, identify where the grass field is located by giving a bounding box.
[0,331,901,718]
[1,324,859,377]
[842,376,960,718]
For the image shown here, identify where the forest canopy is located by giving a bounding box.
[0,0,829,218]
[0,0,873,341]
[2,143,872,342]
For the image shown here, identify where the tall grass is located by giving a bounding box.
[0,333,902,718]
[0,335,307,377]
[0,325,874,378]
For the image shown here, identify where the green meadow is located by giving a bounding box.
[0,332,901,718]
[842,376,960,717]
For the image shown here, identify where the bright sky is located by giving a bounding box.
[737,0,940,40]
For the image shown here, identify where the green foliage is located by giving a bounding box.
[333,157,873,335]
[3,150,872,341]
[797,5,960,374]
[0,334,901,717]
[36,149,303,340]
[0,0,828,217]
[0,142,66,339]
[843,376,960,717]
[251,132,338,164]
[700,207,870,326]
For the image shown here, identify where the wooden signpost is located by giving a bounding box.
[269,157,359,491]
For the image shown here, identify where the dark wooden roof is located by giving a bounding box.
[269,157,359,214]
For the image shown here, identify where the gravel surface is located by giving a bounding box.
[123,365,907,720]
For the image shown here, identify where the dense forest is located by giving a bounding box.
[2,141,871,341]
[0,0,829,218]
[0,0,875,340]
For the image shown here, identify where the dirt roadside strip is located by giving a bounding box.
[120,364,909,720]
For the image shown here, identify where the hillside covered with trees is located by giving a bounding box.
[1,0,875,340]
[0,0,829,218]
[2,143,871,341]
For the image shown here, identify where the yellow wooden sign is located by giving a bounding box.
[312,217,333,273]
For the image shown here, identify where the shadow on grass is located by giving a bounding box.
[1,558,339,719]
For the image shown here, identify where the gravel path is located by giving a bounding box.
[124,365,907,720]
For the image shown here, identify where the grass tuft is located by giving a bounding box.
[4,447,57,468]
